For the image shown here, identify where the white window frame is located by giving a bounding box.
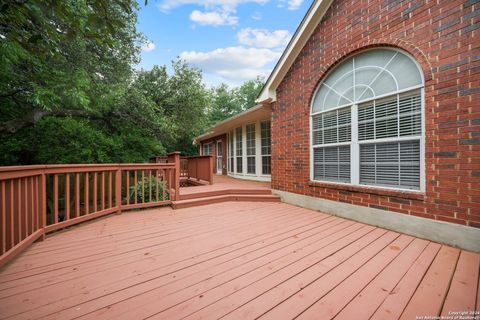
[245,123,256,175]
[201,142,211,156]
[309,48,425,192]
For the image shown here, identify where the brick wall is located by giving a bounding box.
[272,0,480,227]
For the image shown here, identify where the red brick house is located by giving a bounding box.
[196,0,479,248]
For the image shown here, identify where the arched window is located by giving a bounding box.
[311,48,424,191]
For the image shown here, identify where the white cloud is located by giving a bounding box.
[278,0,303,10]
[237,28,291,48]
[180,46,281,82]
[158,0,268,13]
[189,10,239,26]
[141,41,156,52]
[287,0,303,10]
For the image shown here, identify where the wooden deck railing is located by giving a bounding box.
[185,155,214,185]
[152,154,213,185]
[0,158,179,268]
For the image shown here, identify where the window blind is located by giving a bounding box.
[358,92,421,141]
[312,108,351,145]
[313,146,350,182]
[360,140,420,189]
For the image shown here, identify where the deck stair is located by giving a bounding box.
[172,188,280,209]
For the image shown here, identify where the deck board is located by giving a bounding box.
[0,201,478,320]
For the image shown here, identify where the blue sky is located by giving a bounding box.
[136,0,310,87]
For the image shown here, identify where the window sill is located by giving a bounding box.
[308,181,425,200]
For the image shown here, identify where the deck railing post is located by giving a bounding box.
[115,168,122,215]
[167,152,181,201]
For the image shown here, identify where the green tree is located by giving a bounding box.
[207,77,265,126]
[234,76,265,111]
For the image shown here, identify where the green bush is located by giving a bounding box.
[129,176,169,203]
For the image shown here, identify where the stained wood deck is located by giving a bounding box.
[0,201,478,320]
[180,175,271,197]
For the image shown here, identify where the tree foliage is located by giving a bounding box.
[207,77,264,126]
[0,1,263,165]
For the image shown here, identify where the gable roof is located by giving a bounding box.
[256,0,334,103]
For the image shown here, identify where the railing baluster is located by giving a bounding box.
[29,177,34,235]
[84,172,89,215]
[168,169,172,200]
[141,170,145,203]
[65,174,70,221]
[134,171,138,204]
[1,181,5,254]
[108,171,112,209]
[24,178,28,236]
[101,172,105,210]
[17,178,22,243]
[155,170,159,202]
[9,181,14,249]
[162,170,166,201]
[126,170,130,205]
[115,169,121,215]
[53,174,59,224]
[75,173,80,217]
[34,176,39,231]
[93,172,97,213]
[149,170,152,202]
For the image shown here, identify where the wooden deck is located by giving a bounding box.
[0,201,478,320]
[180,175,271,197]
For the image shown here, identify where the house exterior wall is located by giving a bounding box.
[199,134,227,174]
[272,0,480,227]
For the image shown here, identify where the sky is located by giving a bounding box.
[136,0,311,87]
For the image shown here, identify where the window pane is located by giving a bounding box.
[313,146,350,183]
[360,141,420,190]
[246,124,255,156]
[247,157,255,174]
[262,156,271,175]
[358,91,421,141]
[261,121,271,155]
[236,157,242,173]
[312,107,351,146]
[311,49,422,111]
[235,127,242,173]
[228,131,234,172]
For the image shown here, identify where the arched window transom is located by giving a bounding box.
[310,48,424,191]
